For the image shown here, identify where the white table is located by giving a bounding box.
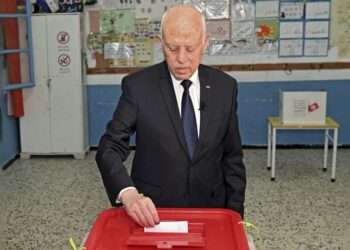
[267,117,339,181]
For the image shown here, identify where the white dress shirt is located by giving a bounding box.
[170,69,201,137]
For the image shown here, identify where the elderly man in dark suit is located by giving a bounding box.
[96,4,246,228]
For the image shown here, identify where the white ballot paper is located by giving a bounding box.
[144,221,188,233]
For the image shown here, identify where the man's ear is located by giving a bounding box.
[204,33,210,50]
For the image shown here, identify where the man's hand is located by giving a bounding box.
[120,189,160,227]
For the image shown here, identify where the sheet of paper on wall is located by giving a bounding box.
[305,21,329,38]
[232,21,255,39]
[255,18,279,40]
[99,0,119,10]
[231,1,255,21]
[305,1,330,19]
[256,38,278,54]
[279,2,304,20]
[135,19,161,42]
[255,0,279,18]
[232,38,256,55]
[206,20,230,41]
[104,42,135,66]
[104,42,120,59]
[279,21,303,39]
[116,0,135,10]
[205,0,229,19]
[304,39,329,56]
[153,42,164,64]
[100,10,135,34]
[279,39,303,57]
[100,10,115,34]
[135,0,167,19]
[135,42,153,66]
[209,41,234,56]
[183,0,206,15]
[114,10,136,34]
[166,0,183,10]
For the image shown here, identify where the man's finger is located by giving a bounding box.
[121,190,159,227]
[136,197,158,227]
[145,198,160,224]
[129,204,149,227]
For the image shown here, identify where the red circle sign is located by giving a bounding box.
[57,31,69,44]
[58,54,71,67]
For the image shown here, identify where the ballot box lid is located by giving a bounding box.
[84,208,249,250]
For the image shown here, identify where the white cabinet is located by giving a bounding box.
[20,13,88,159]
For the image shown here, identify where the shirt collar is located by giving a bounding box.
[169,69,199,88]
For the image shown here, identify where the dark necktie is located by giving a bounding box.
[181,80,198,159]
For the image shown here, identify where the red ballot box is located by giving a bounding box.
[84,208,249,250]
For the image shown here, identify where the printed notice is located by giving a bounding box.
[280,1,304,19]
[206,0,230,19]
[305,1,330,19]
[305,21,329,38]
[256,0,279,18]
[232,21,255,39]
[304,39,329,56]
[279,39,303,56]
[279,21,303,39]
[293,99,307,118]
[231,2,255,21]
[207,20,230,41]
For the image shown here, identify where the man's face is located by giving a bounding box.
[161,24,209,80]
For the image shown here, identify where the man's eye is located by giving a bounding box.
[168,47,177,52]
[186,47,195,52]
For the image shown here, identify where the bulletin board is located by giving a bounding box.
[84,0,350,74]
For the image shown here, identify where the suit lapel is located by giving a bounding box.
[193,65,212,160]
[158,61,189,156]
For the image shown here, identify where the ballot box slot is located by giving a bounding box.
[126,222,205,249]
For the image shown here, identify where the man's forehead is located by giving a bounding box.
[163,29,203,44]
[164,36,202,47]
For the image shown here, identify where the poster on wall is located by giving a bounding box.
[279,21,303,39]
[231,1,255,21]
[135,42,153,65]
[279,1,304,19]
[279,39,303,57]
[255,0,279,18]
[304,39,329,56]
[305,1,330,19]
[205,0,229,19]
[206,20,230,41]
[232,21,255,39]
[100,10,136,34]
[305,21,329,38]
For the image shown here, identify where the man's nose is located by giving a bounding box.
[176,47,188,63]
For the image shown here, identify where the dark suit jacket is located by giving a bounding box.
[96,61,246,217]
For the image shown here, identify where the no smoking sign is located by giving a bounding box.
[58,54,71,67]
